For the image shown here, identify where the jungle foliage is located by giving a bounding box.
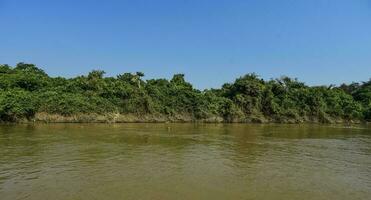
[0,63,369,123]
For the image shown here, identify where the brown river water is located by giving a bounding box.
[0,123,370,200]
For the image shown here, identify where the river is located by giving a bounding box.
[0,124,370,200]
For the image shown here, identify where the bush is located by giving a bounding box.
[0,62,370,123]
[0,90,38,121]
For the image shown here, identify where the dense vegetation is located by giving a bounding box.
[0,63,370,123]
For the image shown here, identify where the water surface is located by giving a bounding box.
[0,124,370,200]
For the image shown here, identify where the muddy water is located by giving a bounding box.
[0,124,370,200]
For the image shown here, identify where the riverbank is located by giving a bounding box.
[1,63,370,125]
[8,112,362,124]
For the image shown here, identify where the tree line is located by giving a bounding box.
[0,62,370,123]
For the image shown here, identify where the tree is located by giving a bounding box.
[0,62,369,122]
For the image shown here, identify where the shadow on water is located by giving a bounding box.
[259,124,371,139]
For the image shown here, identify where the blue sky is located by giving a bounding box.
[1,0,370,89]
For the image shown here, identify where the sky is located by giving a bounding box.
[0,0,370,89]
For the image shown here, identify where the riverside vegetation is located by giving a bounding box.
[0,62,370,123]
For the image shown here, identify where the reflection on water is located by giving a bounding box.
[0,124,370,200]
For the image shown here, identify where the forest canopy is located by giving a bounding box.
[0,62,370,123]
